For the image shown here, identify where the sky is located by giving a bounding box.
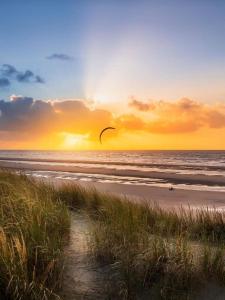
[0,0,225,150]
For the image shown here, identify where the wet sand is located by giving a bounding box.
[0,160,225,210]
[0,159,225,186]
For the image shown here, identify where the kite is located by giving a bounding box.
[99,127,116,144]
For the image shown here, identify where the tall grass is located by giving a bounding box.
[54,183,225,299]
[1,171,225,299]
[89,200,225,299]
[55,183,225,243]
[0,172,70,299]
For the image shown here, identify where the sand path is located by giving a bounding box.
[60,212,111,300]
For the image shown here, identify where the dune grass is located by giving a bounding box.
[54,183,225,299]
[0,172,70,299]
[1,171,225,299]
[56,183,225,244]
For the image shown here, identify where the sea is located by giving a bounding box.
[0,150,225,192]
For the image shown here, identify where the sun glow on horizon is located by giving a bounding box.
[60,132,90,149]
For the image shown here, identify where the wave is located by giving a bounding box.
[0,156,225,172]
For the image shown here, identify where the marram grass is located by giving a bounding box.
[1,171,225,299]
[0,171,70,300]
[53,182,225,299]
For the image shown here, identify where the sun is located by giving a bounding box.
[60,132,89,149]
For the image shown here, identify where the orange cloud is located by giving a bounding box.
[129,98,155,111]
[0,96,114,149]
[0,96,225,149]
[116,114,145,130]
[0,96,112,136]
[128,98,225,134]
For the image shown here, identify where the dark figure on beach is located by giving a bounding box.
[169,186,174,191]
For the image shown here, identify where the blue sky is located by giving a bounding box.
[1,0,225,105]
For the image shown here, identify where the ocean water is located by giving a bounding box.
[0,150,225,192]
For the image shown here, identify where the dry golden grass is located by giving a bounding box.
[1,171,225,299]
[0,171,70,300]
[55,182,225,299]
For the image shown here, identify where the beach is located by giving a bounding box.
[1,161,225,299]
[0,152,225,210]
[75,181,225,210]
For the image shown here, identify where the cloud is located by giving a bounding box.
[116,114,145,130]
[0,78,10,88]
[0,96,113,138]
[128,98,225,134]
[0,96,53,132]
[0,96,225,148]
[129,98,155,111]
[46,53,74,61]
[0,64,45,85]
[1,64,17,77]
[35,75,45,83]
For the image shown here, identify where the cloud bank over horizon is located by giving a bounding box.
[0,96,112,143]
[0,96,225,149]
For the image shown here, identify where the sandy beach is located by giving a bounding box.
[61,180,225,210]
[0,158,225,186]
[0,159,225,210]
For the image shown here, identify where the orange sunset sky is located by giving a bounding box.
[1,1,225,150]
[0,96,224,150]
